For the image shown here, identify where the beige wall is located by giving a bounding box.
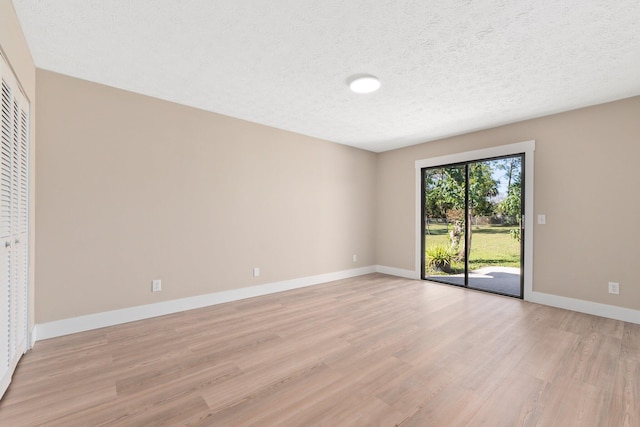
[377,96,640,311]
[35,70,377,323]
[0,0,36,327]
[34,65,640,322]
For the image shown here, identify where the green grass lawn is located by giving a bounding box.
[425,223,520,274]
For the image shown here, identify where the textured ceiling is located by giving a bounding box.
[12,0,640,152]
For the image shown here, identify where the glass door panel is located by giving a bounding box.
[467,157,523,297]
[423,164,467,286]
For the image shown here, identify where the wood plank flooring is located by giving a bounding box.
[0,273,638,426]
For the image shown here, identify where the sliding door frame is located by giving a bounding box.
[415,140,535,300]
[421,154,525,298]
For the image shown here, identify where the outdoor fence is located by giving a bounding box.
[425,215,519,228]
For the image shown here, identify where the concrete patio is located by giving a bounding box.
[426,266,521,297]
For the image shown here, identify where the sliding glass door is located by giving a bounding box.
[422,154,524,298]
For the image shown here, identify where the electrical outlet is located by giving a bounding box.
[152,279,161,292]
[608,282,619,295]
[253,267,260,277]
[352,254,357,262]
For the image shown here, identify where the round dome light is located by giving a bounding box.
[348,75,381,93]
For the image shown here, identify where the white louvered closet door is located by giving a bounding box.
[0,53,29,398]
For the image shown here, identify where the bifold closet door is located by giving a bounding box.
[0,55,30,398]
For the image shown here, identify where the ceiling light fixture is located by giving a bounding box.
[348,74,381,94]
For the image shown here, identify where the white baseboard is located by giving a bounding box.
[32,265,640,342]
[376,264,640,325]
[375,265,420,279]
[33,265,377,341]
[528,291,640,325]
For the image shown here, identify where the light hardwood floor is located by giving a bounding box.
[0,273,638,426]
